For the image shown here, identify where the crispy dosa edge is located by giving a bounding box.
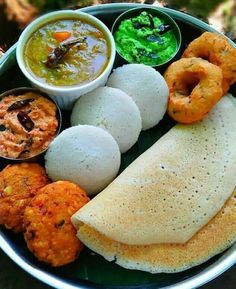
[76,187,236,273]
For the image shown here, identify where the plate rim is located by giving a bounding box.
[1,2,236,69]
[0,3,235,289]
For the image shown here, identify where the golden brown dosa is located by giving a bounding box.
[76,187,236,273]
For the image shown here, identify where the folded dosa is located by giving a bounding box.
[75,187,236,273]
[73,95,236,247]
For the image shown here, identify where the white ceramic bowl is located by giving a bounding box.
[16,10,116,110]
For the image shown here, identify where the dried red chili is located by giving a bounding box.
[17,111,35,132]
[7,98,35,111]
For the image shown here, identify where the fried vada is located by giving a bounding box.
[23,181,89,267]
[164,57,223,123]
[182,32,236,94]
[0,163,50,232]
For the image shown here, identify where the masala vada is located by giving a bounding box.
[0,163,50,232]
[24,181,89,267]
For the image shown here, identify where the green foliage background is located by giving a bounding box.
[28,0,231,22]
[29,0,89,10]
[166,0,224,19]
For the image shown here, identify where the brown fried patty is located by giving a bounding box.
[0,163,50,232]
[24,181,89,267]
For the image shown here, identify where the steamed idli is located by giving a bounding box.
[71,87,142,153]
[107,64,169,130]
[45,125,121,196]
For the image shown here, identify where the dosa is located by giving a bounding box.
[72,95,236,272]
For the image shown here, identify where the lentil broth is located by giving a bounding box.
[24,18,110,86]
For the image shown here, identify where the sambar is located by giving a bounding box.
[24,18,110,87]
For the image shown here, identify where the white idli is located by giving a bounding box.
[107,64,169,130]
[71,87,142,153]
[45,125,121,196]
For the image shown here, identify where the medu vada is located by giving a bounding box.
[182,32,236,94]
[23,181,89,267]
[164,57,223,124]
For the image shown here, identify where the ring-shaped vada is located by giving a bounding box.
[164,57,223,124]
[182,32,236,94]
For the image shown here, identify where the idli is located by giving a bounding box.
[107,64,169,130]
[45,125,121,196]
[71,87,142,153]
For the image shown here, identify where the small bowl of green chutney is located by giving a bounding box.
[112,7,182,68]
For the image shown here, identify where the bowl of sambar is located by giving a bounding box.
[16,10,116,110]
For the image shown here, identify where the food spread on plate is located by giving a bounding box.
[74,95,236,245]
[1,7,236,276]
[0,92,58,159]
[24,18,110,86]
[73,95,236,272]
[114,11,178,66]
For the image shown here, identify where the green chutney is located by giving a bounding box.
[114,11,177,66]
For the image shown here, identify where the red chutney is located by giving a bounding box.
[0,92,58,159]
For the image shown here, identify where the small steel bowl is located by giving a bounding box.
[0,87,62,164]
[111,7,182,69]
